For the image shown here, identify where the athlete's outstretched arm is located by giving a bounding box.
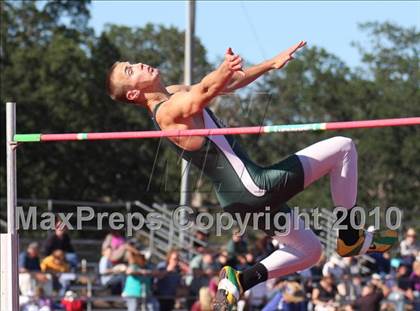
[166,41,306,94]
[223,40,306,92]
[189,51,243,101]
[167,51,244,118]
[165,49,244,95]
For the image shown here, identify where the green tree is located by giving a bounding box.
[351,22,420,224]
[1,0,93,199]
[1,2,213,205]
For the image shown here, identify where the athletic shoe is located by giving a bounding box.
[214,266,243,311]
[336,226,398,257]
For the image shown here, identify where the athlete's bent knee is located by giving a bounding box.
[331,136,356,153]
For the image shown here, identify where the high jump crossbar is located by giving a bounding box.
[13,117,420,143]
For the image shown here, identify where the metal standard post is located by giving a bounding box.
[2,102,19,310]
[179,0,195,246]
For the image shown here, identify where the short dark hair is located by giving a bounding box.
[106,61,132,103]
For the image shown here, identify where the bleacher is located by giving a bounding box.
[2,198,207,310]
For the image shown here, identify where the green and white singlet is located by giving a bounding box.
[152,103,305,234]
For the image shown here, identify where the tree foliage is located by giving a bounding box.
[0,1,211,204]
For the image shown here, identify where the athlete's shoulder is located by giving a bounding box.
[166,84,191,94]
[156,90,196,125]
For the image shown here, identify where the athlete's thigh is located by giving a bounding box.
[294,136,355,187]
[275,216,320,252]
[261,154,305,204]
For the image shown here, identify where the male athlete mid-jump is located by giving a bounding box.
[106,41,397,310]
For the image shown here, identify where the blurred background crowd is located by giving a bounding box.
[18,220,420,311]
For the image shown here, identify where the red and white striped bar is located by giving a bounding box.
[13,117,420,143]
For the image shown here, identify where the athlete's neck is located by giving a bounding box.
[135,82,171,114]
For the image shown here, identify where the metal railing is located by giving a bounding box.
[1,198,207,262]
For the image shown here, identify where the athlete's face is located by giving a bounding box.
[119,61,160,90]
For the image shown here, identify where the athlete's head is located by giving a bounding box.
[106,61,160,104]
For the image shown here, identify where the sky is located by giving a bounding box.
[89,1,420,67]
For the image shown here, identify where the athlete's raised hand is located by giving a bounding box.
[271,40,306,70]
[225,47,244,74]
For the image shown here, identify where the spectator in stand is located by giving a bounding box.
[191,287,212,311]
[20,286,53,311]
[190,249,216,277]
[102,230,129,263]
[102,230,141,263]
[400,227,418,264]
[122,250,159,311]
[261,279,284,311]
[282,280,307,311]
[245,280,269,310]
[43,219,78,271]
[395,264,415,303]
[351,275,363,299]
[350,281,389,311]
[20,242,42,272]
[261,279,307,311]
[34,287,53,311]
[235,253,257,272]
[410,261,420,311]
[235,254,249,271]
[19,242,53,297]
[311,275,337,311]
[189,249,217,306]
[322,255,345,280]
[155,249,185,311]
[383,273,396,290]
[337,274,353,304]
[254,236,275,261]
[41,249,75,295]
[226,229,248,259]
[39,287,53,311]
[367,252,391,275]
[61,290,85,311]
[397,264,412,289]
[410,260,420,291]
[341,257,357,275]
[383,264,414,310]
[310,253,326,284]
[41,249,70,273]
[214,250,232,270]
[208,276,219,299]
[245,253,256,268]
[193,229,209,254]
[99,247,126,295]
